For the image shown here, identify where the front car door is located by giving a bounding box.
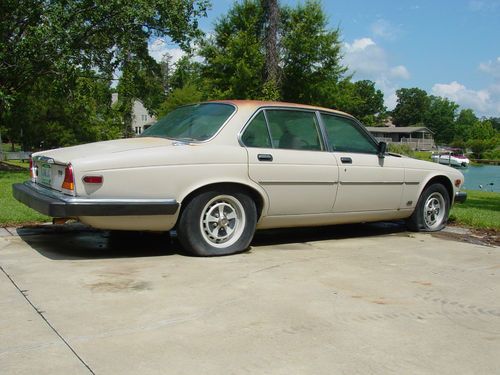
[241,108,339,216]
[320,113,405,213]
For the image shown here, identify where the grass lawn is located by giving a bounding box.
[450,190,500,230]
[0,168,50,226]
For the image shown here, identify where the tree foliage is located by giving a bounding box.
[0,0,208,148]
[392,88,431,127]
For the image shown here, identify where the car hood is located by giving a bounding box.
[33,137,174,163]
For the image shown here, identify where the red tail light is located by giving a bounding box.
[62,164,74,191]
[29,158,34,180]
[82,175,103,184]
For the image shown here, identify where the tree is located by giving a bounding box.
[424,96,458,144]
[199,0,347,104]
[1,0,208,145]
[280,0,346,106]
[200,0,266,99]
[392,88,431,127]
[335,80,386,125]
[262,0,280,99]
[453,109,478,142]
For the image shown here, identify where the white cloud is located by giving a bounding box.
[479,57,500,78]
[389,65,410,80]
[371,19,400,40]
[432,81,500,116]
[148,38,186,64]
[343,38,410,109]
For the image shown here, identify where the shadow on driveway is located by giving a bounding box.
[16,221,408,260]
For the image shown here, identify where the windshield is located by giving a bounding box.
[140,103,235,141]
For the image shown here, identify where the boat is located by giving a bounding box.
[431,148,470,168]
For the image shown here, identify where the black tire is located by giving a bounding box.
[406,183,450,232]
[177,189,257,256]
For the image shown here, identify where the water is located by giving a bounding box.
[461,165,500,192]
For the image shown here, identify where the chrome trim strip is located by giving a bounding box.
[260,181,337,186]
[339,181,404,186]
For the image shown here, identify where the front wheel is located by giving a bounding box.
[177,189,257,256]
[407,183,450,232]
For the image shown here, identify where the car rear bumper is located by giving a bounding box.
[454,191,467,204]
[13,182,179,217]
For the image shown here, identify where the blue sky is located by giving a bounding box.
[149,0,500,116]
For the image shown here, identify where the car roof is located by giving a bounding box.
[206,100,353,118]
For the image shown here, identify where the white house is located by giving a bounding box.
[111,93,156,135]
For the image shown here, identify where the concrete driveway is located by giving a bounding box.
[0,223,499,375]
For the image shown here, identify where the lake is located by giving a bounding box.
[461,165,500,192]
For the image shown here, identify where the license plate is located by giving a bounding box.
[39,163,52,185]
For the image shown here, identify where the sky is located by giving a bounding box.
[149,0,500,117]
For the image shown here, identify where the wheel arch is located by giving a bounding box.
[420,175,454,203]
[179,182,267,221]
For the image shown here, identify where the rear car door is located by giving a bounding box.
[241,108,339,216]
[320,113,404,213]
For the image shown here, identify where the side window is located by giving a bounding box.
[241,112,272,148]
[266,110,322,151]
[322,114,378,154]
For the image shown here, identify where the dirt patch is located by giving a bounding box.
[433,227,499,247]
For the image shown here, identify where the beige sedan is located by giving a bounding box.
[14,101,467,256]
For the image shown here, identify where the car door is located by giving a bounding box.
[241,108,339,216]
[320,113,405,213]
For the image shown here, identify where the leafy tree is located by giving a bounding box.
[158,84,204,117]
[335,80,385,125]
[200,0,266,99]
[453,109,478,142]
[199,0,346,103]
[392,88,431,127]
[424,96,458,144]
[1,0,209,145]
[281,0,346,106]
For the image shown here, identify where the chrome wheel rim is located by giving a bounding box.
[200,195,245,248]
[423,192,446,230]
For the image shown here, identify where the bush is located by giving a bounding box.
[387,143,414,157]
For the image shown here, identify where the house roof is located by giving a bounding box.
[365,126,434,134]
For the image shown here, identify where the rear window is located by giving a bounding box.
[141,103,235,141]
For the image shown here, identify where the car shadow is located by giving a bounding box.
[251,221,408,247]
[17,224,185,260]
[17,221,408,260]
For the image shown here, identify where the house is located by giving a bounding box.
[111,93,156,135]
[365,126,435,151]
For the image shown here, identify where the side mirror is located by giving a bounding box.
[378,141,387,158]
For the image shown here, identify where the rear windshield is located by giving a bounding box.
[141,103,235,141]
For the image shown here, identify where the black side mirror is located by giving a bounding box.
[378,141,387,158]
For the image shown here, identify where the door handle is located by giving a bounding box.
[340,157,352,164]
[257,154,273,162]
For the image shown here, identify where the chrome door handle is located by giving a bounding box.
[257,154,273,162]
[340,157,352,164]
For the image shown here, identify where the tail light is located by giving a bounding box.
[62,164,75,192]
[82,175,103,184]
[29,158,35,180]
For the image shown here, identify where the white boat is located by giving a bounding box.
[431,149,470,168]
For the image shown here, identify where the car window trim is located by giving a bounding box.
[239,106,326,152]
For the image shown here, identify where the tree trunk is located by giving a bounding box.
[263,0,279,84]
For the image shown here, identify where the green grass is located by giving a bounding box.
[413,151,432,162]
[2,160,30,168]
[0,170,50,226]
[450,190,500,230]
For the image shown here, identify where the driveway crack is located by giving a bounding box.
[0,265,95,375]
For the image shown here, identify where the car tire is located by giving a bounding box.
[177,189,257,256]
[406,183,450,232]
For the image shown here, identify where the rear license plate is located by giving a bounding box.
[39,163,52,185]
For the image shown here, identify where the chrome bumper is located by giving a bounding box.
[454,191,467,204]
[13,181,179,217]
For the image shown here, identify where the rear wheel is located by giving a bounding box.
[177,189,257,256]
[407,183,450,232]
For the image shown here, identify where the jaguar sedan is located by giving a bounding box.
[13,100,467,256]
